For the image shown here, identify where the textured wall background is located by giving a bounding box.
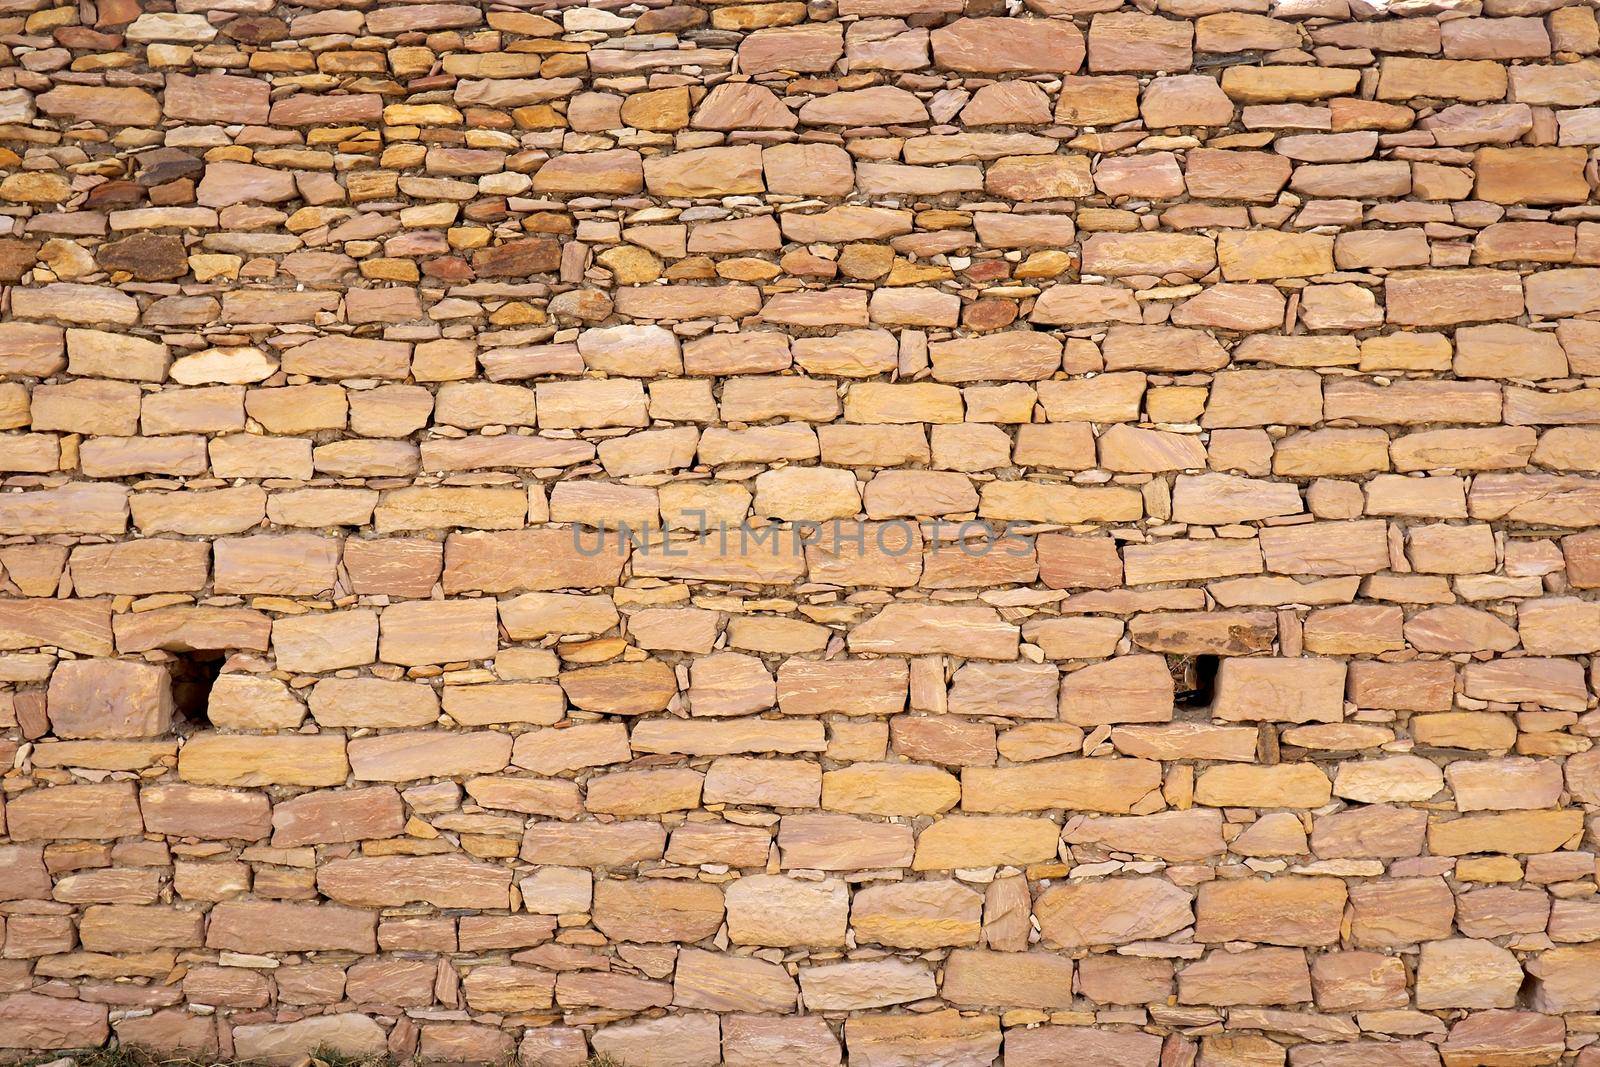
[0,0,1598,1063]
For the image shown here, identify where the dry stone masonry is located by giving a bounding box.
[1,0,1599,1063]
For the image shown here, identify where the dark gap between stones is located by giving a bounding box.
[1173,653,1219,713]
[168,649,226,730]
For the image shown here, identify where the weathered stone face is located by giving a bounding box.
[1,1,1599,1062]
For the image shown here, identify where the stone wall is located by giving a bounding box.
[0,0,1598,1064]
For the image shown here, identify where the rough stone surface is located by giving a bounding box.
[0,2,1599,1063]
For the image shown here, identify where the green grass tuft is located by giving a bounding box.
[11,1041,603,1067]
[308,1046,392,1067]
[17,1048,223,1067]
